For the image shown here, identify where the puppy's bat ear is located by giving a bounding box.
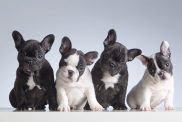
[41,34,54,53]
[59,36,72,55]
[128,49,142,61]
[104,29,117,47]
[84,51,98,65]
[12,30,25,51]
[137,55,149,66]
[160,41,171,57]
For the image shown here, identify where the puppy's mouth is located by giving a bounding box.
[68,76,73,80]
[111,72,118,76]
[159,75,166,80]
[19,66,32,74]
[22,67,39,75]
[67,76,79,82]
[109,70,119,76]
[24,69,32,74]
[21,63,42,74]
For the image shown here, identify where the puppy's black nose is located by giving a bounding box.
[26,60,33,65]
[68,70,74,76]
[158,71,164,76]
[158,71,166,80]
[110,62,115,68]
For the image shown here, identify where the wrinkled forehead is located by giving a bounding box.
[106,42,127,51]
[22,40,43,54]
[107,43,128,62]
[61,49,76,57]
[149,53,171,70]
[155,52,170,63]
[24,40,39,49]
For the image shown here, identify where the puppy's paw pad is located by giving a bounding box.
[57,105,70,112]
[106,106,114,111]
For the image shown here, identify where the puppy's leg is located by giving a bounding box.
[140,89,152,111]
[57,87,70,112]
[85,87,103,111]
[47,86,58,111]
[76,99,87,111]
[164,89,175,110]
[14,86,28,110]
[127,91,138,110]
[34,87,47,111]
[9,88,17,108]
[113,85,127,110]
[44,72,58,111]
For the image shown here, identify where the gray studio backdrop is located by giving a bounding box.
[0,0,182,108]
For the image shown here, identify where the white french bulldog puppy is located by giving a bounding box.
[127,41,174,111]
[56,37,103,111]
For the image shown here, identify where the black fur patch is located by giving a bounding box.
[77,52,86,78]
[147,58,156,77]
[155,53,173,75]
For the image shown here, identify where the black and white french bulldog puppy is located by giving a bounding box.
[127,41,174,111]
[56,37,103,111]
[89,29,142,110]
[9,30,58,111]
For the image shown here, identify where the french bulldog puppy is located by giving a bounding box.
[56,37,103,111]
[127,41,174,111]
[9,31,58,111]
[88,29,142,110]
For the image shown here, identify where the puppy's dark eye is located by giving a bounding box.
[120,59,126,63]
[80,67,84,70]
[149,69,155,73]
[62,62,67,66]
[105,54,109,58]
[78,64,84,70]
[166,63,169,67]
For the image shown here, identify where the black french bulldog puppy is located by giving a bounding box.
[9,30,58,111]
[88,29,142,110]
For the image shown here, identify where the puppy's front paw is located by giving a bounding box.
[106,106,114,111]
[49,104,58,111]
[165,105,175,111]
[57,104,70,112]
[140,104,151,111]
[90,103,104,111]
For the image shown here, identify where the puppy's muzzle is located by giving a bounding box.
[26,60,33,65]
[68,70,74,78]
[158,71,166,80]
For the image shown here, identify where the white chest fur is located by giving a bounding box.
[150,77,173,107]
[56,68,92,108]
[66,85,86,107]
[101,72,120,89]
[27,73,41,90]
